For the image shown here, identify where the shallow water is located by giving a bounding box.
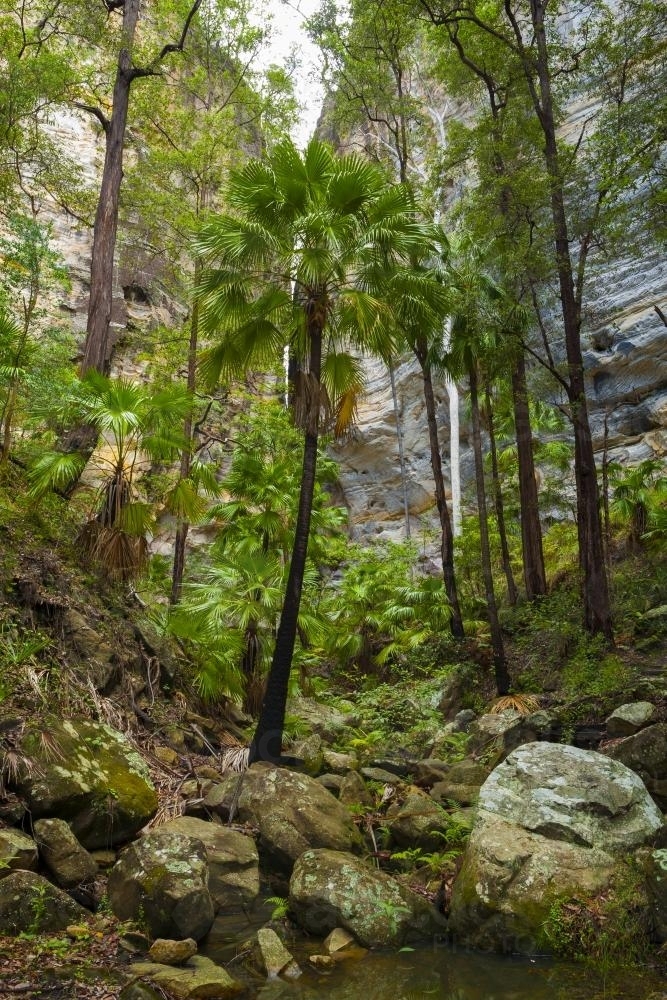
[204,909,665,1000]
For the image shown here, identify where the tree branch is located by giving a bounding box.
[73,102,110,134]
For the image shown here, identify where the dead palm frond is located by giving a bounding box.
[34,729,65,763]
[489,693,540,716]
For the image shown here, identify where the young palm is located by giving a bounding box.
[196,138,447,764]
[30,371,192,580]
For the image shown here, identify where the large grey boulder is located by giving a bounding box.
[449,743,663,954]
[203,763,363,872]
[152,816,259,911]
[33,818,98,889]
[108,832,215,941]
[0,870,88,934]
[604,722,667,809]
[290,849,445,948]
[14,719,158,848]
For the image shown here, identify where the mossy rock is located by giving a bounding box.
[0,870,88,935]
[15,719,158,848]
[289,848,446,948]
[108,832,215,942]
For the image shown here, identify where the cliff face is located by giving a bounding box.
[42,113,667,543]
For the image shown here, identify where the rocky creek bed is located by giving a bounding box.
[0,695,666,999]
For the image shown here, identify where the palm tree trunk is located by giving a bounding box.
[511,354,547,600]
[484,381,517,606]
[249,322,323,765]
[470,367,509,694]
[414,340,465,639]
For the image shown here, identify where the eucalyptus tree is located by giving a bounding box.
[416,0,667,640]
[75,0,203,378]
[196,138,450,764]
[446,246,510,694]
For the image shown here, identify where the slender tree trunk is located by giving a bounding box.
[442,317,462,536]
[249,321,323,765]
[170,261,201,606]
[81,0,141,376]
[415,340,464,638]
[511,354,547,599]
[0,381,17,465]
[529,1,613,641]
[484,381,518,606]
[601,408,613,570]
[388,360,411,539]
[470,367,509,694]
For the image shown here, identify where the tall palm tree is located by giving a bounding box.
[196,138,448,764]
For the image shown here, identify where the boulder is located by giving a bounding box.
[108,832,215,941]
[152,817,259,911]
[289,734,324,776]
[386,789,451,851]
[147,938,197,966]
[33,818,98,889]
[0,870,88,934]
[606,702,656,738]
[289,848,446,948]
[338,770,373,808]
[317,773,343,795]
[128,955,244,999]
[14,719,158,848]
[0,828,38,877]
[360,766,403,784]
[448,743,663,954]
[604,722,667,809]
[203,763,363,872]
[322,750,359,774]
[413,759,451,787]
[430,760,490,807]
[468,711,554,760]
[286,696,359,741]
[467,711,522,754]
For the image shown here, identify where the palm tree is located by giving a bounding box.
[196,138,448,764]
[30,372,191,580]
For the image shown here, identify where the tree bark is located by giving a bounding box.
[484,381,518,606]
[470,366,509,694]
[249,320,322,764]
[388,360,411,539]
[414,338,465,639]
[511,353,547,599]
[81,0,141,376]
[170,261,201,606]
[529,1,613,640]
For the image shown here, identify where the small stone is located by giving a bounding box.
[148,938,197,966]
[153,746,180,766]
[309,954,335,969]
[255,927,301,978]
[323,927,355,953]
[90,849,117,869]
[129,955,244,998]
[322,750,359,774]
